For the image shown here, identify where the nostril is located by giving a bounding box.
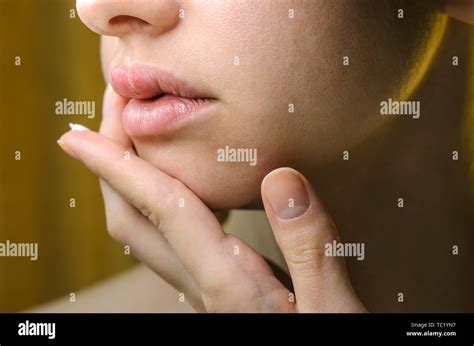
[109,15,151,29]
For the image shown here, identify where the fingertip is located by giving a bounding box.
[57,127,97,160]
[261,167,301,189]
[261,167,311,221]
[262,167,338,248]
[101,84,132,146]
[57,131,79,160]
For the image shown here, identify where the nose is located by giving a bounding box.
[76,0,180,37]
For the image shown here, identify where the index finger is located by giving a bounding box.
[58,129,231,289]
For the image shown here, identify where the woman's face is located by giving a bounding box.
[78,0,439,210]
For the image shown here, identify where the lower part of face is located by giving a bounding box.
[101,0,441,210]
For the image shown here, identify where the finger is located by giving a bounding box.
[261,168,366,312]
[58,129,294,311]
[99,84,131,146]
[103,188,204,308]
[57,128,238,294]
[98,85,203,309]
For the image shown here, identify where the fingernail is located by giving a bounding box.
[56,124,88,160]
[69,123,91,132]
[264,168,310,220]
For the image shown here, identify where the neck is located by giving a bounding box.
[313,22,474,240]
[307,22,474,311]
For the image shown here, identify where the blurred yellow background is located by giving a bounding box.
[0,0,136,312]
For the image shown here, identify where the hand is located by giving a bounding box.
[57,87,366,312]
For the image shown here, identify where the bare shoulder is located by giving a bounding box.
[27,265,195,313]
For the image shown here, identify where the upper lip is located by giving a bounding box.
[110,61,212,100]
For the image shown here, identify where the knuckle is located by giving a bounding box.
[136,179,183,228]
[105,217,129,244]
[200,269,231,299]
[286,244,327,269]
[282,226,334,277]
[200,276,279,312]
[200,280,254,312]
[135,202,155,225]
[199,237,267,312]
[199,268,243,311]
[200,280,229,311]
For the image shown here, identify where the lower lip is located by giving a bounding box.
[122,94,217,137]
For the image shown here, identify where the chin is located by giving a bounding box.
[140,155,268,210]
[133,139,290,211]
[172,164,268,211]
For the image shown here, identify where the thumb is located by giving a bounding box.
[261,167,366,312]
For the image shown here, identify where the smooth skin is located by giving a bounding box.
[57,85,366,312]
[49,0,474,312]
[79,0,453,211]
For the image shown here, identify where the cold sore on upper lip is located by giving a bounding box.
[110,62,209,100]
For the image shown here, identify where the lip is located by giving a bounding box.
[110,62,217,137]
